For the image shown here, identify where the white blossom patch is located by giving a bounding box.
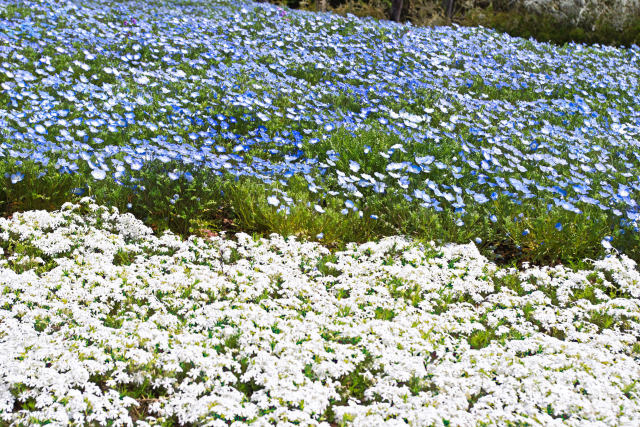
[0,201,639,425]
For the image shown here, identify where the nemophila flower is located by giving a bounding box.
[2,0,640,268]
[135,76,150,85]
[267,195,279,207]
[555,222,563,231]
[473,193,489,204]
[10,172,24,184]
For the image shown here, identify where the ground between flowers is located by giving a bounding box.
[0,199,639,426]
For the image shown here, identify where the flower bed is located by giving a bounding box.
[1,0,640,265]
[1,200,638,425]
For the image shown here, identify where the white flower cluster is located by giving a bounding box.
[0,201,638,426]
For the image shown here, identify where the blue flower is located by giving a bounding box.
[10,172,24,184]
[91,169,106,180]
[473,193,489,204]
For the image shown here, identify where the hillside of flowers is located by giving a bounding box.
[0,0,639,264]
[1,0,640,424]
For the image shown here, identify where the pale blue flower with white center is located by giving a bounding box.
[10,172,24,184]
[131,160,143,171]
[91,169,106,180]
[522,229,530,236]
[314,204,325,213]
[345,200,355,209]
[267,195,279,207]
[555,222,563,231]
[475,237,482,244]
[316,233,324,239]
[35,124,46,134]
[489,214,497,223]
[473,193,489,204]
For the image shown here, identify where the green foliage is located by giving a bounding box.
[462,8,640,48]
[113,248,137,266]
[284,0,640,48]
[468,328,496,349]
[317,254,342,277]
[374,307,396,320]
[386,276,423,307]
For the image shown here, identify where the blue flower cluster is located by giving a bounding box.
[1,0,639,230]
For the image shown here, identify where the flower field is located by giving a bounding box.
[0,0,639,425]
[0,0,639,263]
[1,200,639,425]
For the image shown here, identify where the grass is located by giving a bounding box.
[2,154,635,267]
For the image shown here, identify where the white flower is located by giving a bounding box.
[0,204,638,425]
[267,195,279,207]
